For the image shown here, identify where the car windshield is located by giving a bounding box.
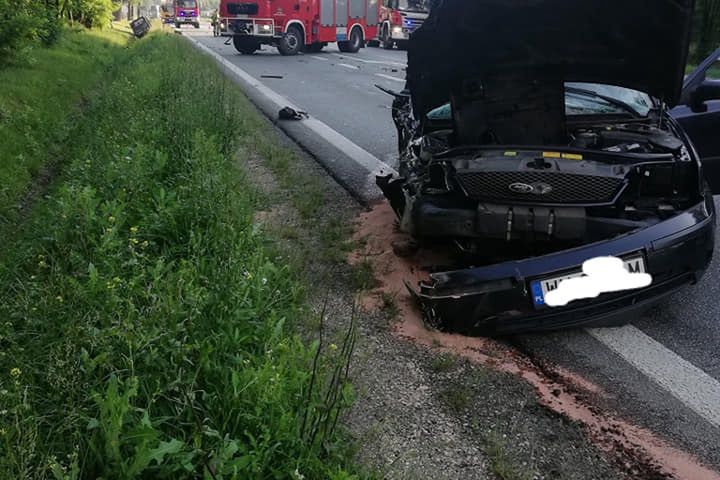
[398,0,429,13]
[565,83,654,117]
[176,0,197,8]
[427,83,654,121]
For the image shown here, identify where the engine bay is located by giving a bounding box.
[378,101,702,264]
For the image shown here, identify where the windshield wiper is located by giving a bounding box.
[565,86,642,118]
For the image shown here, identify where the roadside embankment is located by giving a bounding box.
[0,30,361,479]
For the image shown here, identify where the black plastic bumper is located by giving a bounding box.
[413,194,716,335]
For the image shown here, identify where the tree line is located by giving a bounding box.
[1,0,116,60]
[2,1,720,67]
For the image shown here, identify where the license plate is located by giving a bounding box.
[530,255,647,308]
[185,18,192,21]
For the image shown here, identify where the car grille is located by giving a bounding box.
[455,171,625,204]
[227,2,258,15]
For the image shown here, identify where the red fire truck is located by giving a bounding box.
[376,0,429,50]
[218,0,385,55]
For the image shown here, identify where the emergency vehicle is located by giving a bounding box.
[163,0,200,29]
[376,0,429,49]
[218,0,384,55]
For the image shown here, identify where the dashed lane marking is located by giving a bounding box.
[338,63,361,70]
[310,56,328,61]
[331,53,405,68]
[375,73,405,83]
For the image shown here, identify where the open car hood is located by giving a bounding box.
[407,0,695,117]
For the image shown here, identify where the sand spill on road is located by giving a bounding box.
[349,200,720,480]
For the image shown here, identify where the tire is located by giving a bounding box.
[278,26,303,56]
[232,35,259,55]
[381,26,394,49]
[338,27,362,53]
[305,42,324,53]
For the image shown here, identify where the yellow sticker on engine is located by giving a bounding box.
[543,151,562,158]
[504,151,517,157]
[562,153,583,160]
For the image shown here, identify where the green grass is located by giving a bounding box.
[351,260,376,291]
[485,434,533,480]
[0,27,130,228]
[429,354,456,374]
[440,384,472,413]
[0,31,362,479]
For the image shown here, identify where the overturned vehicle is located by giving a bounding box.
[377,0,720,334]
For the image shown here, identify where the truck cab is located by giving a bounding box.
[173,0,200,29]
[378,0,429,49]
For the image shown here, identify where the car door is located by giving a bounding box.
[671,46,720,193]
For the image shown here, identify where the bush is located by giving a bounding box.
[0,0,46,59]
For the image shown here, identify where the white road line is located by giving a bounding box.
[588,325,720,428]
[185,36,397,184]
[375,73,405,83]
[338,63,360,70]
[331,53,405,68]
[310,56,328,61]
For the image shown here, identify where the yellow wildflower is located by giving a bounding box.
[10,368,21,378]
[56,295,63,303]
[329,343,338,351]
[130,226,139,234]
[108,216,116,223]
[130,238,139,245]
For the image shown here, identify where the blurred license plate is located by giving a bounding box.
[530,255,646,308]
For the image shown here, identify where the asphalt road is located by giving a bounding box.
[190,32,720,471]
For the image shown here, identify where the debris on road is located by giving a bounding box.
[278,106,308,120]
[261,75,284,79]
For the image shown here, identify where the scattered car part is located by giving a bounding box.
[130,16,151,38]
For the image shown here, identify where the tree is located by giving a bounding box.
[692,0,720,64]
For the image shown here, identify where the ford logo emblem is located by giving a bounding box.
[509,182,534,194]
[509,182,553,195]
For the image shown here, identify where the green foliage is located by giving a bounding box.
[0,0,58,59]
[0,32,360,479]
[0,28,128,232]
[64,0,120,28]
[691,0,720,64]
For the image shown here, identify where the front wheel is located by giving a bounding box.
[338,27,362,53]
[233,35,259,55]
[278,26,303,56]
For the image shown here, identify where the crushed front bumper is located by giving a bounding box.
[412,194,716,335]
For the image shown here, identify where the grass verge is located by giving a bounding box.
[0,31,361,479]
[0,27,130,227]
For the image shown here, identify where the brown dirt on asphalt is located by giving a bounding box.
[349,200,720,480]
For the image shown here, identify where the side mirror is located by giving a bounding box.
[690,79,720,113]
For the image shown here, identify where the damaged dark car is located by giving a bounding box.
[377,0,720,334]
